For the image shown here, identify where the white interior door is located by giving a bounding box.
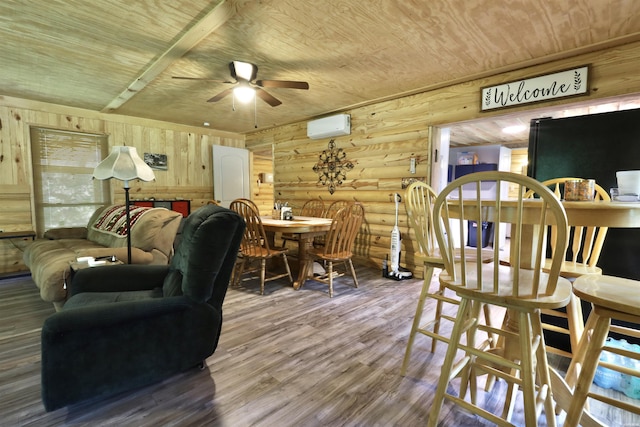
[212,145,250,208]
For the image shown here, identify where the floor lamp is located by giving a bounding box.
[93,146,155,264]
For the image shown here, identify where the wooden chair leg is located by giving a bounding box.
[463,300,483,406]
[234,257,246,287]
[327,261,334,298]
[566,292,585,353]
[518,311,538,426]
[532,311,558,427]
[281,252,293,283]
[565,308,600,388]
[400,265,435,375]
[260,259,266,295]
[427,298,472,427]
[347,259,358,288]
[565,312,611,427]
[230,257,239,286]
[500,368,519,421]
[431,282,447,353]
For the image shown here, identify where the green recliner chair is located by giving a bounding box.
[41,204,245,411]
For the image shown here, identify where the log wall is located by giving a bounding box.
[251,153,275,215]
[246,41,640,278]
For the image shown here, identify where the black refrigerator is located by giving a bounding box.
[528,109,640,349]
[528,108,640,281]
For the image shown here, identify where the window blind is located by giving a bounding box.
[30,127,109,235]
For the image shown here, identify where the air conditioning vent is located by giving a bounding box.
[307,114,351,139]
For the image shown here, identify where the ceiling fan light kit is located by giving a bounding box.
[174,60,309,107]
[233,84,255,103]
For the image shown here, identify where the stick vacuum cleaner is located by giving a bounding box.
[385,193,413,280]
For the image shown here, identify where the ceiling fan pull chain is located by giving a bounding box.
[254,96,258,128]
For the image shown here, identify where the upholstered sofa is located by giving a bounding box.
[23,204,182,310]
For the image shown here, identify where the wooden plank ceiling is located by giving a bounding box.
[2,0,640,145]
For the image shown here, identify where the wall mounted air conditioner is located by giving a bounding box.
[307,114,351,139]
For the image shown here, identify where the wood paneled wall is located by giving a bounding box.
[251,152,275,215]
[246,41,640,278]
[0,97,244,273]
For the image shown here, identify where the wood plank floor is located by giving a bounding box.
[1,266,639,426]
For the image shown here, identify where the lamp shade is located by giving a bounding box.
[93,146,155,182]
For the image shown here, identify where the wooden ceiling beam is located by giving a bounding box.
[102,0,235,113]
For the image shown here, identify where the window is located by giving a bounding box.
[30,127,110,235]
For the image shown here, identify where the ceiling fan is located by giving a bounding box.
[173,60,309,107]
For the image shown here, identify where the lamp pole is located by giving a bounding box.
[124,179,132,264]
[92,146,155,265]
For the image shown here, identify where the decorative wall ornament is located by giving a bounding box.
[313,139,354,194]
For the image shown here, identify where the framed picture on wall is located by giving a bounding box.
[144,153,168,170]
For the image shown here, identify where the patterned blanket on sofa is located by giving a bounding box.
[92,205,151,237]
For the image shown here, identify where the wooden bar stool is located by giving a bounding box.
[400,181,493,376]
[564,274,640,427]
[427,171,572,427]
[524,178,611,360]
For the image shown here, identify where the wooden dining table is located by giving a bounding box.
[260,215,333,289]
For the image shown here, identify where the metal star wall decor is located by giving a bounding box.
[313,139,354,194]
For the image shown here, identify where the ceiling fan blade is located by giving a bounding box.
[256,79,309,90]
[207,88,233,103]
[172,76,234,84]
[255,88,282,107]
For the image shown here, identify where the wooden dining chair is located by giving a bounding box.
[314,200,352,248]
[524,177,611,360]
[400,181,494,375]
[281,199,325,249]
[304,203,364,297]
[324,200,351,218]
[427,171,572,427]
[230,198,293,294]
[562,274,640,426]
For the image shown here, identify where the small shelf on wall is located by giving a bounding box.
[132,200,191,217]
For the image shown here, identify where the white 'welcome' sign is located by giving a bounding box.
[481,65,589,111]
